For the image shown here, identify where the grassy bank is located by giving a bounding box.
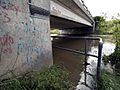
[98,70,120,90]
[99,48,120,90]
[0,65,73,90]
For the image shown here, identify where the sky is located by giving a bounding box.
[83,0,120,19]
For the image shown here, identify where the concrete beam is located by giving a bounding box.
[73,0,94,23]
[50,15,90,29]
[50,0,93,27]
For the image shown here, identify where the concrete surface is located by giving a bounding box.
[0,0,53,78]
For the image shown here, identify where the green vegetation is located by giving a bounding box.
[102,50,120,68]
[99,52,120,90]
[95,16,120,90]
[100,36,120,90]
[100,15,120,70]
[100,45,120,90]
[0,65,73,90]
[98,70,120,90]
[94,16,120,34]
[94,16,105,34]
[50,29,60,34]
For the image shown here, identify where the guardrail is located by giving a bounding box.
[80,0,93,17]
[52,36,103,88]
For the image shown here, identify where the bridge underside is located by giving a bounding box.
[50,15,92,30]
[50,0,94,35]
[50,15,93,35]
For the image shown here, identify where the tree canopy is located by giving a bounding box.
[93,16,120,35]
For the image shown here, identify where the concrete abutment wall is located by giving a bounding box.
[0,0,53,77]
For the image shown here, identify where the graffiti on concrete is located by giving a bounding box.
[0,0,19,15]
[17,39,41,55]
[0,0,52,74]
[0,35,14,54]
[22,56,34,67]
[51,5,61,15]
[0,10,11,23]
[0,35,14,46]
[0,0,29,23]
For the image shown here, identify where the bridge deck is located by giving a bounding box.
[50,0,94,29]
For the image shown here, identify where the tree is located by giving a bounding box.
[93,16,105,33]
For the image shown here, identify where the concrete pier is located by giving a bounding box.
[0,0,53,77]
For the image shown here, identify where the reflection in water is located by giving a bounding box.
[52,35,115,89]
[102,42,115,55]
[52,38,95,85]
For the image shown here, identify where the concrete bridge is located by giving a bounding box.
[50,0,94,30]
[0,0,94,77]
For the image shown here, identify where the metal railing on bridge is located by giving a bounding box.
[79,0,93,17]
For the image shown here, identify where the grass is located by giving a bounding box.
[99,46,120,90]
[98,70,120,90]
[0,65,73,90]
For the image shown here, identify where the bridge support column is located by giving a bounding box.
[0,0,52,78]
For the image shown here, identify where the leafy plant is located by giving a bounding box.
[50,29,60,34]
[103,51,120,66]
[99,44,120,90]
[93,16,120,35]
[98,70,120,90]
[0,65,73,90]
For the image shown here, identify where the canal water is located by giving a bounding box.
[52,35,115,90]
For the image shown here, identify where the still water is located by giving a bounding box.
[52,35,115,89]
